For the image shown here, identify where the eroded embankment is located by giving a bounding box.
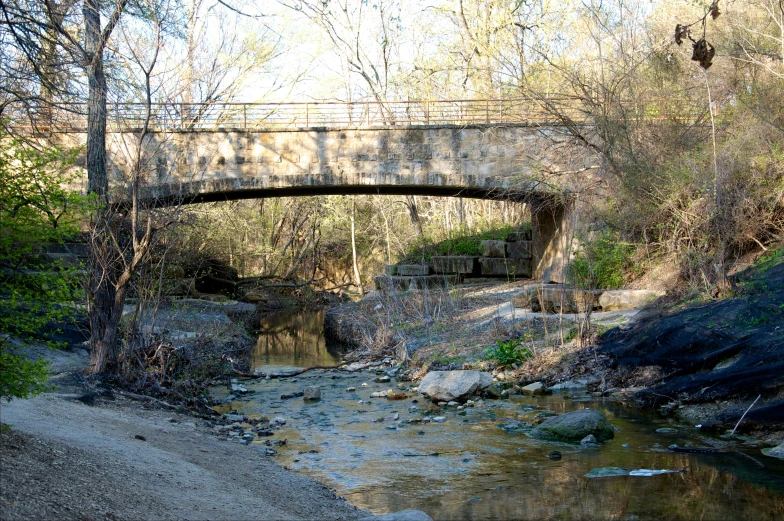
[599,260,784,433]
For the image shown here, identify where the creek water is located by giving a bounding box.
[213,311,784,520]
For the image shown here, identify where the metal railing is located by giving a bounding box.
[7,98,585,131]
[7,97,710,132]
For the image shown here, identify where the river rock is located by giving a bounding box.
[521,382,544,395]
[387,390,407,400]
[269,417,286,427]
[418,370,493,402]
[358,510,434,521]
[761,442,784,460]
[231,384,249,394]
[580,434,600,448]
[483,382,508,398]
[529,409,615,443]
[375,375,391,383]
[303,386,321,401]
[548,379,589,391]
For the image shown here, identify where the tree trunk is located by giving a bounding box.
[87,214,123,373]
[350,197,364,296]
[84,0,108,200]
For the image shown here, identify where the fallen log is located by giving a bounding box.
[118,390,178,410]
[232,364,346,379]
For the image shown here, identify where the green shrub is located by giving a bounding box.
[0,131,87,400]
[569,231,639,289]
[0,349,50,402]
[486,338,533,368]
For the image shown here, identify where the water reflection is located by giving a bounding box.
[252,310,343,370]
[223,313,784,520]
[215,368,784,521]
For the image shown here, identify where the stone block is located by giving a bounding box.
[374,276,408,292]
[481,240,506,258]
[512,283,561,309]
[374,275,457,292]
[538,286,601,314]
[478,258,532,278]
[396,264,430,276]
[408,275,458,290]
[506,240,532,259]
[598,289,663,311]
[430,256,477,275]
[506,230,533,242]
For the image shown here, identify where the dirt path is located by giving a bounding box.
[0,389,366,521]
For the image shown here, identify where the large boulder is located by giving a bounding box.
[418,370,493,402]
[529,409,615,443]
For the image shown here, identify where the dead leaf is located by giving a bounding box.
[674,24,690,46]
[691,39,716,69]
[709,1,721,20]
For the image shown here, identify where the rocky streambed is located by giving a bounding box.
[211,361,784,521]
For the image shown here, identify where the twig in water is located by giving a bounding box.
[731,394,761,436]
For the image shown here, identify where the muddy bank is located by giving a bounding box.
[599,258,784,434]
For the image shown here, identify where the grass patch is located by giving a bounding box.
[569,230,641,289]
[398,224,527,263]
[485,337,534,368]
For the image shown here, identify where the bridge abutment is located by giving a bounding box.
[531,197,574,284]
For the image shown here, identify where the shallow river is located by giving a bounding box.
[212,311,784,520]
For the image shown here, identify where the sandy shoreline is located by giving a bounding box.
[0,388,367,521]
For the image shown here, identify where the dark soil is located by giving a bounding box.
[599,256,784,433]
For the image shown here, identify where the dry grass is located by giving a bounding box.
[359,283,582,372]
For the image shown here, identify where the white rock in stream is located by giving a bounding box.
[418,370,493,402]
[762,442,784,460]
[303,386,321,401]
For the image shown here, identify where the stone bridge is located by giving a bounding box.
[47,99,595,281]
